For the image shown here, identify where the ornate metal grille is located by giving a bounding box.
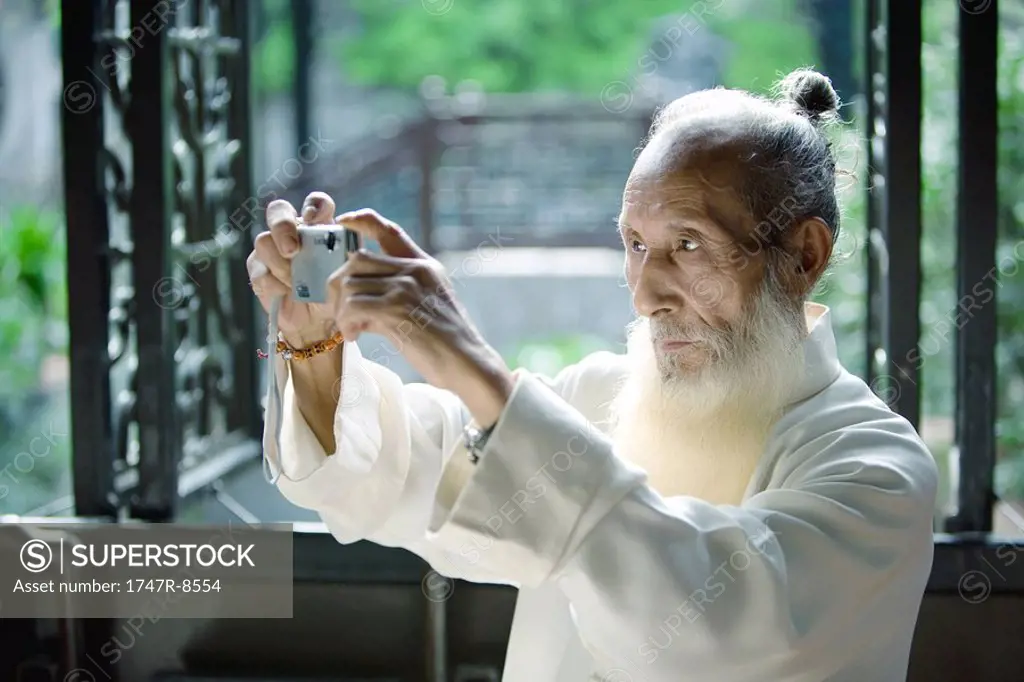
[62,0,257,522]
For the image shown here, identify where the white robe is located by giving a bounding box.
[263,303,938,682]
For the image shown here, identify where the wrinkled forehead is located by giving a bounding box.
[621,137,755,239]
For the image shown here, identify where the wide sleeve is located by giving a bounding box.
[267,343,623,554]
[267,339,466,547]
[425,372,939,681]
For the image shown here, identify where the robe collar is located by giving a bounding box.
[784,301,844,408]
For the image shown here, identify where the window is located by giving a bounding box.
[20,0,1015,544]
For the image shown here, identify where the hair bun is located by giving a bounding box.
[779,69,839,123]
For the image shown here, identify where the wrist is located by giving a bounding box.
[282,320,337,348]
[448,343,515,428]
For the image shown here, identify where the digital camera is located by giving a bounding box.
[290,225,362,304]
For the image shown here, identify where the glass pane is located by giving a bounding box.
[994,0,1024,539]
[168,0,980,530]
[302,0,863,373]
[247,0,860,525]
[252,0,300,189]
[920,0,959,522]
[0,0,72,516]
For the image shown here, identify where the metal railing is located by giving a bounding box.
[281,93,656,253]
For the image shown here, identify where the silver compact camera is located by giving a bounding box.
[290,225,362,304]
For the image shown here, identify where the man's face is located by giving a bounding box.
[619,136,785,379]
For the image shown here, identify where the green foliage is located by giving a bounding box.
[506,334,619,378]
[993,12,1024,498]
[0,205,67,485]
[45,0,61,30]
[0,206,67,367]
[251,0,296,97]
[253,19,295,97]
[911,0,1024,500]
[341,0,747,94]
[703,3,820,94]
[335,0,821,97]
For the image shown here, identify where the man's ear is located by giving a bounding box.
[782,218,833,297]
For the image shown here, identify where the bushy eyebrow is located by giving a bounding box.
[618,216,724,238]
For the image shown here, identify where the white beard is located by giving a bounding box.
[609,272,809,504]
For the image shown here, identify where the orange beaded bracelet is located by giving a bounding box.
[257,331,345,361]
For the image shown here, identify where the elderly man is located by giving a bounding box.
[248,69,937,682]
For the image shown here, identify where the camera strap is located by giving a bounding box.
[262,294,285,485]
[261,294,335,485]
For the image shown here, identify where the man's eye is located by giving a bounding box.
[678,239,699,252]
[630,239,648,253]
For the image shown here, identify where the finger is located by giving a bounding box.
[343,275,418,299]
[266,200,300,258]
[254,232,292,285]
[336,208,427,259]
[246,249,269,282]
[251,273,289,302]
[301,192,337,225]
[337,295,396,341]
[324,252,406,298]
[346,249,419,277]
[327,273,412,333]
[246,252,289,303]
[247,252,287,294]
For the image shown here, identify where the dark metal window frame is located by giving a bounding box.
[864,0,923,428]
[61,0,259,522]
[866,0,1016,592]
[864,0,999,532]
[866,0,1002,536]
[948,0,999,535]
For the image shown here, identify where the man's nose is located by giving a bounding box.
[631,256,681,317]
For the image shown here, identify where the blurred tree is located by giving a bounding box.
[0,206,66,440]
[252,0,295,97]
[702,0,821,95]
[339,0,820,96]
[804,0,856,102]
[993,5,1024,498]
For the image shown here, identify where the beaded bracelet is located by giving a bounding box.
[257,331,344,361]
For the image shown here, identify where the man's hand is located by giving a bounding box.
[247,192,339,347]
[328,208,515,427]
[247,192,343,453]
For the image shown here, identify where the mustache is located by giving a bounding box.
[642,268,799,355]
[648,317,736,352]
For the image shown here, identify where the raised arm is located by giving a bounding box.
[251,198,633,582]
[247,193,466,548]
[266,338,624,580]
